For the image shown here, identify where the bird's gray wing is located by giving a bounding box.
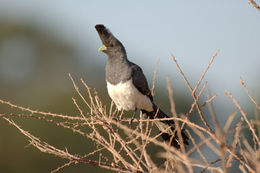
[131,63,153,101]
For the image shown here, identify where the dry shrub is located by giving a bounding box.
[1,49,260,173]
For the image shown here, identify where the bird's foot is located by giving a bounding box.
[112,117,119,121]
[111,110,124,122]
[129,109,137,126]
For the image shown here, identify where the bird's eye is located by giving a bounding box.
[110,44,114,47]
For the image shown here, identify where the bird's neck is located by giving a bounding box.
[108,54,127,63]
[106,56,131,85]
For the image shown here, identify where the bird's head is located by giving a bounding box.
[95,24,126,57]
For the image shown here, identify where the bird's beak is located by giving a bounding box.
[98,44,107,52]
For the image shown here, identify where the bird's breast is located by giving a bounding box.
[106,80,153,112]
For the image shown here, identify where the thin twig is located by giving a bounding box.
[240,78,260,110]
[171,50,220,133]
[151,58,160,97]
[248,0,260,12]
[225,91,260,147]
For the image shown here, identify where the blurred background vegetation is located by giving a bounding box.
[0,20,191,172]
[0,1,259,172]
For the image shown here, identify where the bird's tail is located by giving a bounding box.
[142,104,189,148]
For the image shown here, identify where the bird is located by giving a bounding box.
[95,24,189,148]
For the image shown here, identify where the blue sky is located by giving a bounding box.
[0,0,260,106]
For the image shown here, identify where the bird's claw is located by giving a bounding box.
[129,109,137,126]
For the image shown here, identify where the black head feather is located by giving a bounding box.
[95,24,113,46]
[95,24,126,56]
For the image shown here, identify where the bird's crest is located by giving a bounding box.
[95,24,115,47]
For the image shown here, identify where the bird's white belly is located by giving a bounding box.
[107,80,153,112]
